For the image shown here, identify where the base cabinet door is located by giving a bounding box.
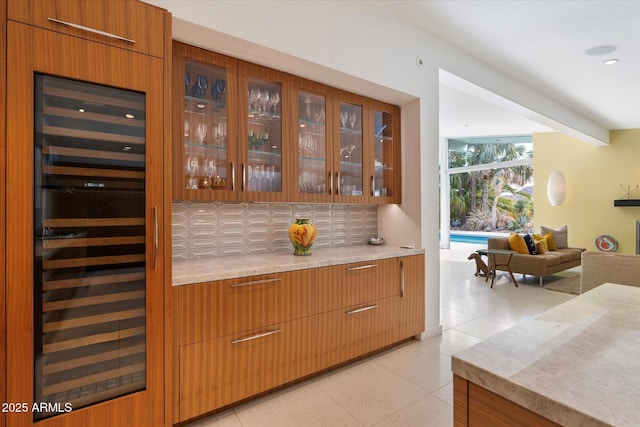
[179,317,313,421]
[397,254,426,339]
[313,297,398,371]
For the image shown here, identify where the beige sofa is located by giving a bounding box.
[580,251,640,293]
[488,237,585,286]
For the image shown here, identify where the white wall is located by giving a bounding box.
[147,0,609,337]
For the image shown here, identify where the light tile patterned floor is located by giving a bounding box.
[186,243,576,427]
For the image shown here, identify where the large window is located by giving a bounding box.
[441,136,533,245]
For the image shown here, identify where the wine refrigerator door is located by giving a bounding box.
[33,74,148,420]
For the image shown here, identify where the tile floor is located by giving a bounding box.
[186,242,577,427]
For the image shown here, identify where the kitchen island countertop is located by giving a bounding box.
[452,282,640,427]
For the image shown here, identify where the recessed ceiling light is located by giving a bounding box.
[124,113,135,119]
[585,45,618,56]
[77,108,85,113]
[603,59,619,65]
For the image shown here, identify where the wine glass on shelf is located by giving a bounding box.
[260,90,270,112]
[270,93,280,115]
[266,165,276,192]
[349,112,357,129]
[185,155,199,189]
[248,88,259,111]
[340,110,348,128]
[196,123,208,145]
[204,159,216,189]
[304,96,312,121]
[184,119,189,137]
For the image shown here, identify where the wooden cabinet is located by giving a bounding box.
[179,317,313,421]
[7,0,165,58]
[397,254,426,339]
[173,42,291,202]
[176,270,314,346]
[0,2,6,427]
[173,42,239,201]
[313,297,399,371]
[173,42,401,205]
[4,2,168,425]
[315,258,401,313]
[291,80,402,203]
[174,255,424,423]
[454,375,562,427]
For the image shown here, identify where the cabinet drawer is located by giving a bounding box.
[313,297,398,371]
[316,257,400,313]
[179,317,313,421]
[177,269,314,345]
[8,0,166,58]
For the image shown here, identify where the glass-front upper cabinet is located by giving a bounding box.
[173,42,238,201]
[369,100,401,203]
[292,78,333,202]
[237,62,290,202]
[334,92,366,203]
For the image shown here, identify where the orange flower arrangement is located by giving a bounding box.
[288,218,317,256]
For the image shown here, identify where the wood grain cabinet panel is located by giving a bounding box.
[179,317,313,421]
[177,269,314,346]
[453,375,562,427]
[174,255,425,422]
[315,258,401,313]
[313,297,399,371]
[7,0,165,57]
[397,254,425,339]
[4,2,168,424]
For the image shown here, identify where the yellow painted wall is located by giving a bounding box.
[534,129,640,254]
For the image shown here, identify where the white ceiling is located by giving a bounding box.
[382,0,640,139]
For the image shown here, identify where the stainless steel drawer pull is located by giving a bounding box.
[400,261,405,298]
[231,329,281,344]
[154,207,158,271]
[231,278,281,288]
[347,305,378,315]
[48,18,136,44]
[346,264,378,271]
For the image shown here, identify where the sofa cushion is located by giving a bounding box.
[556,248,583,261]
[508,233,529,254]
[540,225,568,249]
[551,250,575,263]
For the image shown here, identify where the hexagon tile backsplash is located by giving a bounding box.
[172,202,378,260]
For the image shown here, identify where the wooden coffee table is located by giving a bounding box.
[476,249,518,288]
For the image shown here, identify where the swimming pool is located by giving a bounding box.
[449,233,489,244]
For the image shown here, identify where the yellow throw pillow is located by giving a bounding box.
[535,239,548,254]
[508,232,529,254]
[543,232,557,251]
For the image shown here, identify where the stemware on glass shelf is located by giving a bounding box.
[196,123,208,145]
[340,110,348,128]
[204,159,216,189]
[185,155,199,189]
[270,92,280,114]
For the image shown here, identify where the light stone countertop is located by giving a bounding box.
[172,245,424,286]
[452,283,640,427]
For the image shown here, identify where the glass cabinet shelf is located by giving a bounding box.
[185,96,226,113]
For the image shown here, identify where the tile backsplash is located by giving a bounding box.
[172,202,378,260]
